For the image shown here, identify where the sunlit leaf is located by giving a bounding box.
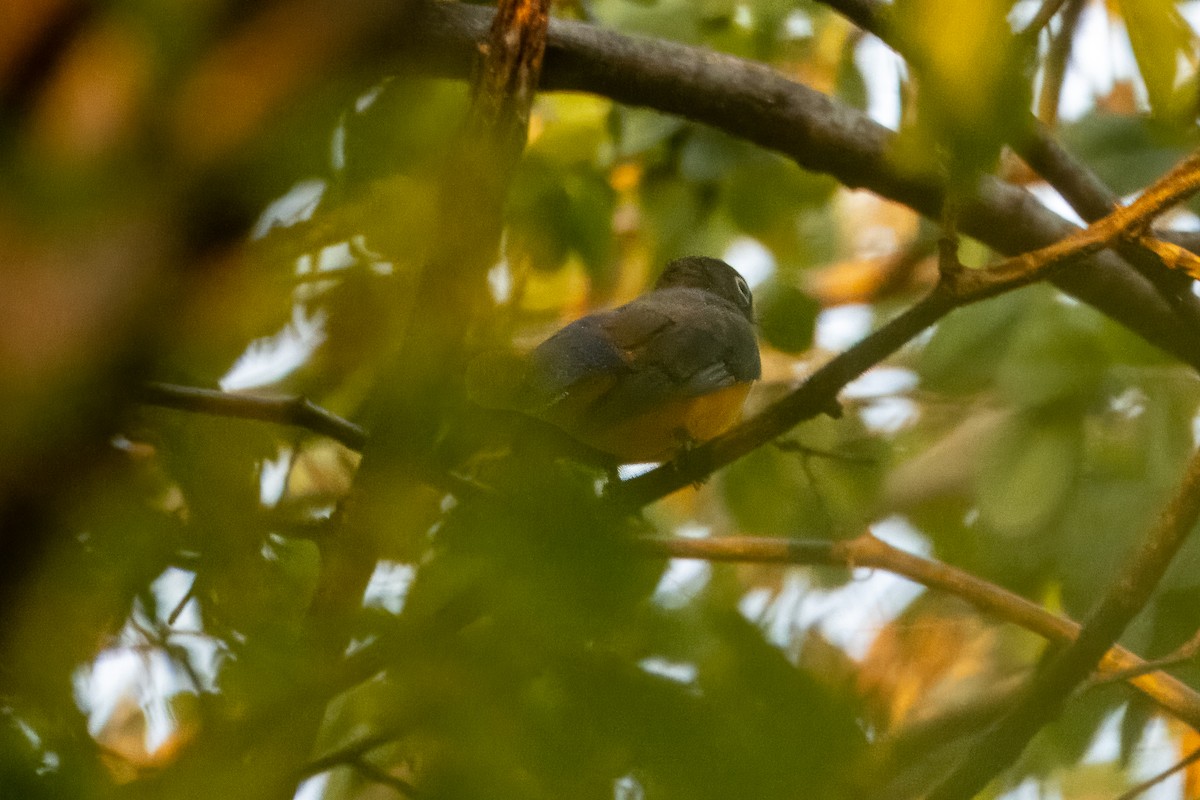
[1116,0,1197,122]
[892,0,1031,181]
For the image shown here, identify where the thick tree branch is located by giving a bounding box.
[926,443,1200,799]
[402,1,1200,373]
[637,532,1200,731]
[811,0,1200,320]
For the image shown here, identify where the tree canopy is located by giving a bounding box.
[3,1,1200,798]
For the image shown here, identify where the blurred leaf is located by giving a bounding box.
[721,443,826,536]
[723,156,838,237]
[338,78,471,187]
[755,279,820,352]
[917,289,1028,394]
[1117,0,1198,123]
[892,0,1031,181]
[1060,375,1197,613]
[506,157,616,274]
[611,107,686,159]
[722,415,883,537]
[835,34,870,110]
[530,94,611,164]
[976,412,1082,539]
[1060,112,1191,196]
[995,301,1109,411]
[641,175,710,260]
[592,0,737,47]
[679,126,750,182]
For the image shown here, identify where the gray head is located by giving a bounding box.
[655,256,754,321]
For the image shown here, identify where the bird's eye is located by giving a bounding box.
[735,276,752,304]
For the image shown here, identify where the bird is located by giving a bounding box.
[468,256,761,463]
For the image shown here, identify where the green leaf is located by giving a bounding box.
[723,157,838,236]
[506,159,616,274]
[755,279,820,352]
[976,413,1082,539]
[679,126,751,182]
[721,415,884,537]
[1060,113,1191,196]
[995,301,1109,411]
[1117,0,1197,121]
[917,290,1028,394]
[891,0,1032,181]
[611,107,686,158]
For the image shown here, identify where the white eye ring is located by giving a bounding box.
[735,276,752,303]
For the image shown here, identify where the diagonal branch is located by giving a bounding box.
[813,0,1200,319]
[1115,746,1200,800]
[926,442,1200,799]
[636,532,1200,730]
[612,149,1200,508]
[946,149,1200,299]
[403,1,1200,371]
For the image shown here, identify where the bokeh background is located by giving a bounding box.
[3,0,1200,798]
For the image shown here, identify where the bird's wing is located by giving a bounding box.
[505,287,758,427]
[583,288,760,423]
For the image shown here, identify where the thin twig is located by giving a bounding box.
[945,149,1200,299]
[1020,0,1071,40]
[138,382,366,450]
[1034,0,1084,124]
[166,576,197,626]
[1088,626,1200,687]
[773,440,877,464]
[297,729,408,781]
[351,759,419,797]
[1114,745,1200,800]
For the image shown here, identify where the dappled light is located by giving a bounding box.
[2,1,1200,799]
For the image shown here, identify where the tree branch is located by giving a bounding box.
[402,1,1200,369]
[1032,0,1083,122]
[296,729,418,797]
[812,0,1200,323]
[636,532,1200,731]
[1115,745,1200,800]
[926,442,1200,799]
[1088,625,1200,688]
[612,149,1200,506]
[138,382,366,449]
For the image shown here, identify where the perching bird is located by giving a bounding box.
[468,256,760,463]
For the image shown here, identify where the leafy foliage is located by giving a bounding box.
[2,1,1200,800]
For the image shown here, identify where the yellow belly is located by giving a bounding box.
[568,382,753,463]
